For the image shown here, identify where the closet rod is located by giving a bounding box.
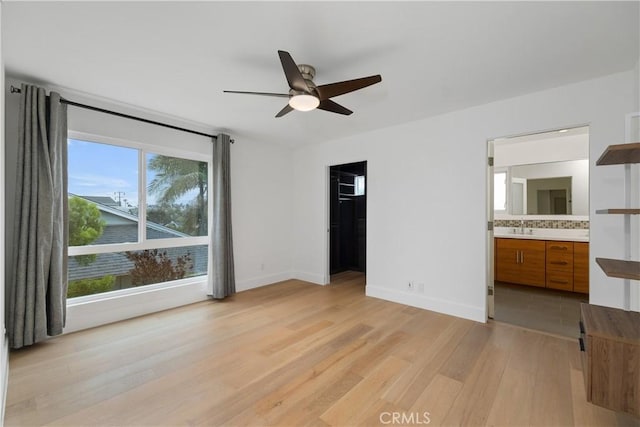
[10,85,233,143]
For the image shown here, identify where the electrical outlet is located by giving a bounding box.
[407,281,414,291]
[417,282,425,293]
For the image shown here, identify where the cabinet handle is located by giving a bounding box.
[516,252,519,264]
[550,279,569,284]
[578,338,585,352]
[550,245,568,250]
[550,261,569,265]
[521,252,524,264]
[579,321,585,334]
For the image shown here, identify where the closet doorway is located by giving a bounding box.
[329,161,367,283]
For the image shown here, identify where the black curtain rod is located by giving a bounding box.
[10,85,232,143]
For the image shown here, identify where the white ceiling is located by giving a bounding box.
[3,1,639,148]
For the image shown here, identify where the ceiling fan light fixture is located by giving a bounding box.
[289,94,319,112]
[223,50,381,117]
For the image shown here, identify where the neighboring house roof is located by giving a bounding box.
[70,193,192,237]
[80,196,121,208]
[68,195,207,281]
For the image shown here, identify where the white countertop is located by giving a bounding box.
[494,227,589,242]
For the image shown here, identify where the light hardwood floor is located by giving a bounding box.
[5,272,638,426]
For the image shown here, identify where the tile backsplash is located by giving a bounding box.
[494,219,589,229]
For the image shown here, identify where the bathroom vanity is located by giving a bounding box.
[494,230,589,293]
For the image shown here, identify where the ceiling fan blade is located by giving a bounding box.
[316,75,382,100]
[278,50,310,93]
[224,90,290,98]
[317,99,353,116]
[275,104,294,118]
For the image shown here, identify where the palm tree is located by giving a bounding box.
[147,156,207,236]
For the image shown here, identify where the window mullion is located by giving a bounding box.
[139,149,147,243]
[68,236,210,256]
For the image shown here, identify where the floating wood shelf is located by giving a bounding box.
[595,209,640,214]
[596,142,640,165]
[596,258,640,280]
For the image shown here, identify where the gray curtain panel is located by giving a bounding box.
[209,133,235,299]
[7,84,68,349]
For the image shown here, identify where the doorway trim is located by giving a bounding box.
[487,140,495,319]
[486,124,591,321]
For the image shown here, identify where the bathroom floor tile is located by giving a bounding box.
[494,282,583,338]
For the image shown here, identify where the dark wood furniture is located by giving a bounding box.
[579,303,640,417]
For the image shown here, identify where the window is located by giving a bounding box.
[354,175,366,196]
[494,171,507,212]
[67,135,209,299]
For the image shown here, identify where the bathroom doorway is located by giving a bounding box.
[488,126,590,337]
[328,161,366,284]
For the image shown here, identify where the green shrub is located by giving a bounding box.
[67,275,115,298]
[125,249,192,286]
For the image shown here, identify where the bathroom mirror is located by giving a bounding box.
[495,159,588,216]
[514,176,572,214]
[493,126,590,218]
[509,161,586,215]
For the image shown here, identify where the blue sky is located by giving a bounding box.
[68,139,139,206]
[68,138,200,207]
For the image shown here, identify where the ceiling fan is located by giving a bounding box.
[224,50,382,118]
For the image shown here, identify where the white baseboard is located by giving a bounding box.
[292,271,326,285]
[236,271,293,292]
[365,285,486,323]
[64,280,208,334]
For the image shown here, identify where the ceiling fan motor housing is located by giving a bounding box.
[297,64,316,81]
[296,64,318,96]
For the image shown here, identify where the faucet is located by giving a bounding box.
[520,219,525,234]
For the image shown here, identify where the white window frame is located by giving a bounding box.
[66,130,212,299]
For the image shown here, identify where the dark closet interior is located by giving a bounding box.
[329,161,366,276]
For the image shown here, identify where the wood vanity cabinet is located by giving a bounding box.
[495,238,546,287]
[573,242,589,293]
[546,241,574,291]
[496,238,589,292]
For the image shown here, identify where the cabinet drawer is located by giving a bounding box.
[546,241,574,253]
[546,251,574,272]
[546,270,573,290]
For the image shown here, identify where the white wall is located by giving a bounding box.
[511,160,589,215]
[4,77,293,332]
[292,69,639,321]
[231,137,293,291]
[494,132,588,167]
